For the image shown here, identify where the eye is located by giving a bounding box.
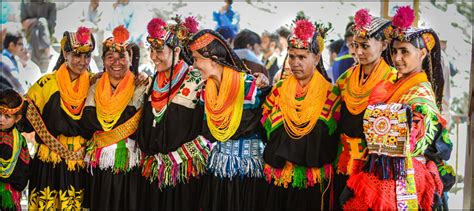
[401,49,408,54]
[362,44,369,49]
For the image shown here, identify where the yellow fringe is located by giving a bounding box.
[36,144,84,171]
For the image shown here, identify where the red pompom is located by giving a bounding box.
[76,27,91,45]
[354,9,372,29]
[392,6,415,30]
[112,25,130,44]
[183,16,199,34]
[147,18,167,39]
[294,19,315,41]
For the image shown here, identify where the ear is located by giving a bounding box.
[381,40,388,51]
[419,48,428,61]
[14,114,22,124]
[313,53,321,66]
[174,47,181,57]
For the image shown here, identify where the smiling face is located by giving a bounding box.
[353,36,386,66]
[191,50,218,80]
[287,48,320,83]
[391,40,426,76]
[64,51,92,77]
[150,45,180,73]
[103,51,130,80]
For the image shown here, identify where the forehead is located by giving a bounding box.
[392,40,417,50]
[288,48,311,56]
[105,51,126,57]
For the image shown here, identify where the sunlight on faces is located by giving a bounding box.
[287,48,320,82]
[65,51,92,77]
[150,46,181,73]
[103,51,130,80]
[391,40,427,76]
[0,113,21,131]
[353,36,387,65]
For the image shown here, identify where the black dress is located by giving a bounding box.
[136,65,209,210]
[0,128,30,210]
[260,77,341,210]
[81,78,147,210]
[198,73,270,211]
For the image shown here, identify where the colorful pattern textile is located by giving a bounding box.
[207,135,264,178]
[261,80,341,139]
[141,136,212,189]
[264,162,333,189]
[336,134,366,175]
[0,182,21,210]
[29,186,84,210]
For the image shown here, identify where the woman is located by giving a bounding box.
[136,16,209,210]
[81,25,147,210]
[261,16,341,210]
[25,27,95,209]
[0,89,29,211]
[342,6,454,210]
[334,8,397,207]
[189,29,269,211]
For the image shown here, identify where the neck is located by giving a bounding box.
[67,66,80,81]
[399,69,422,81]
[297,73,314,88]
[263,51,273,60]
[109,75,123,89]
[211,65,225,91]
[361,57,381,75]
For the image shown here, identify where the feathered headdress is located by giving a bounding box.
[146,15,200,50]
[61,26,95,54]
[103,25,130,53]
[287,11,332,54]
[352,8,392,39]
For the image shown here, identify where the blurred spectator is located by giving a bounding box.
[327,39,344,83]
[233,29,268,78]
[18,47,42,91]
[0,63,24,93]
[2,32,24,76]
[213,0,239,35]
[275,26,291,67]
[331,21,355,82]
[216,25,237,47]
[260,31,280,85]
[21,0,56,73]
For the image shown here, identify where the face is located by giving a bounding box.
[249,43,262,56]
[150,45,179,73]
[346,36,356,57]
[103,51,130,79]
[287,48,320,82]
[279,36,288,51]
[191,51,216,80]
[353,36,386,65]
[391,40,426,75]
[261,36,270,53]
[64,51,92,76]
[9,38,25,56]
[0,113,21,130]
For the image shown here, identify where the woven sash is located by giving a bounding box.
[25,98,84,160]
[92,109,142,148]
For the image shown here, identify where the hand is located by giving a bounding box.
[135,71,150,87]
[90,72,104,85]
[22,18,37,30]
[253,72,269,88]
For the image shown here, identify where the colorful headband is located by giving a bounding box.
[287,14,331,54]
[60,27,94,54]
[189,33,217,51]
[352,8,391,39]
[391,6,436,52]
[0,99,24,115]
[103,25,130,53]
[147,15,200,50]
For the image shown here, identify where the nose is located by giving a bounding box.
[393,52,402,62]
[355,47,364,56]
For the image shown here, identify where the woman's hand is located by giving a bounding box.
[90,72,103,85]
[135,71,150,87]
[253,72,269,88]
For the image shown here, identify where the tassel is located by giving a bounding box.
[114,140,128,172]
[292,165,307,189]
[0,182,14,209]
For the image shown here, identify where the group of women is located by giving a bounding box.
[0,5,454,211]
